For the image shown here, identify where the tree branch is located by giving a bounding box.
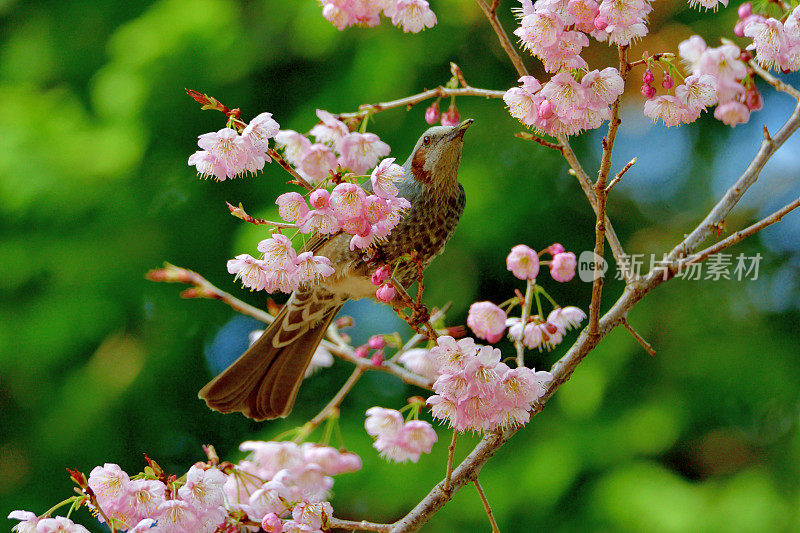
[338,86,507,120]
[474,0,529,78]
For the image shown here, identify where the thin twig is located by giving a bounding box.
[514,131,564,152]
[329,518,393,532]
[605,157,637,193]
[621,317,656,356]
[146,263,274,324]
[515,281,533,367]
[474,0,530,77]
[675,195,800,271]
[338,86,507,119]
[266,148,315,191]
[226,201,298,228]
[307,366,365,429]
[444,429,458,492]
[749,61,800,100]
[473,479,501,533]
[388,303,452,364]
[589,45,629,335]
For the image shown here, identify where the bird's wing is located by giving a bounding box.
[301,232,334,254]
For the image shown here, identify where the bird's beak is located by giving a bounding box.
[450,118,474,140]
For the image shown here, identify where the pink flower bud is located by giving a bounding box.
[537,99,554,119]
[371,350,385,366]
[640,84,656,99]
[745,87,763,111]
[371,265,391,285]
[593,14,608,30]
[425,101,441,124]
[355,345,370,358]
[368,335,386,349]
[550,252,577,282]
[642,69,654,84]
[738,2,752,19]
[734,21,745,37]
[661,73,673,90]
[310,189,330,209]
[376,283,395,303]
[335,316,354,328]
[441,103,460,127]
[548,243,565,255]
[262,513,283,533]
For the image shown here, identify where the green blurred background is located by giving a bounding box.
[3,0,800,531]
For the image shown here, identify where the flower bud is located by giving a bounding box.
[335,316,354,329]
[640,84,656,99]
[310,189,330,209]
[734,21,745,38]
[371,265,391,286]
[262,513,283,533]
[376,283,395,303]
[661,73,673,90]
[537,99,554,120]
[424,101,441,125]
[368,335,386,350]
[738,2,752,18]
[548,243,565,255]
[745,87,763,111]
[642,69,654,84]
[371,350,385,366]
[593,14,608,30]
[441,103,460,127]
[355,345,370,358]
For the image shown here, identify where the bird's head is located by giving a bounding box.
[404,119,473,192]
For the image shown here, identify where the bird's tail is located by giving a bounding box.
[199,290,342,420]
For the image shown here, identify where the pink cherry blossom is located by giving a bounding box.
[714,100,750,126]
[675,74,719,111]
[248,481,291,521]
[643,95,687,127]
[582,67,624,105]
[507,244,540,280]
[258,234,298,271]
[275,130,312,166]
[88,463,130,507]
[387,0,437,33]
[188,150,226,181]
[467,301,507,343]
[128,479,166,523]
[295,252,335,284]
[330,182,367,220]
[364,195,390,224]
[154,500,199,532]
[243,112,280,153]
[371,265,391,285]
[371,157,405,198]
[397,420,438,458]
[322,1,357,30]
[298,144,337,185]
[550,251,577,282]
[8,510,39,533]
[309,189,331,209]
[337,132,390,174]
[365,407,405,439]
[227,254,269,291]
[398,348,440,380]
[548,306,586,331]
[299,208,341,235]
[34,517,90,533]
[744,17,790,71]
[309,109,349,146]
[293,501,333,530]
[276,192,310,223]
[178,465,227,510]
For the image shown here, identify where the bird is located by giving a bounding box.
[199,119,473,420]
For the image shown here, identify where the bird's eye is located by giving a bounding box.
[423,136,431,145]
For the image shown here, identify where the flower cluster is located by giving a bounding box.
[426,336,553,431]
[641,70,718,127]
[227,234,335,294]
[504,70,624,136]
[226,110,412,295]
[678,35,757,127]
[506,305,586,350]
[320,0,437,33]
[506,243,576,282]
[8,441,361,532]
[364,407,438,462]
[742,4,800,73]
[277,109,391,183]
[227,441,360,525]
[188,112,280,180]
